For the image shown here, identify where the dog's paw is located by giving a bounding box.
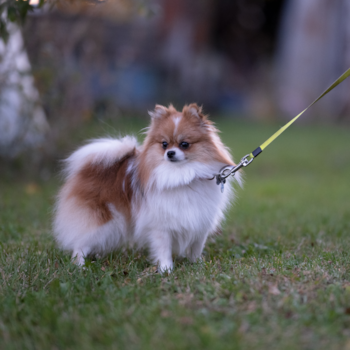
[188,254,203,264]
[157,260,174,274]
[71,252,86,267]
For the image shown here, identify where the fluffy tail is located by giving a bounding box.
[62,136,138,180]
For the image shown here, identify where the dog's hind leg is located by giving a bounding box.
[187,233,209,263]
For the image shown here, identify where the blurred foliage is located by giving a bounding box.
[0,0,113,42]
[0,0,154,42]
[0,0,41,42]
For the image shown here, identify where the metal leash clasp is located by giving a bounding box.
[215,154,254,193]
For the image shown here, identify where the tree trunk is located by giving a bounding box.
[0,22,49,158]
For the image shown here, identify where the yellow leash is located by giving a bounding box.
[250,67,350,158]
[215,67,350,192]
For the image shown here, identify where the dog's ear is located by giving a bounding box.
[183,103,206,119]
[148,105,168,119]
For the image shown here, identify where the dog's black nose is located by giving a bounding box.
[167,151,176,159]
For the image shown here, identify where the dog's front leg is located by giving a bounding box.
[72,246,91,266]
[148,231,173,273]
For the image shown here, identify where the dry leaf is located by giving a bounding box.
[268,284,281,295]
[239,321,250,333]
[161,310,171,318]
[123,278,131,285]
[246,301,257,313]
[25,183,40,195]
[179,317,193,325]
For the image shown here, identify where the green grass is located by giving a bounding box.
[1,117,350,350]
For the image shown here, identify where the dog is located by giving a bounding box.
[53,104,241,271]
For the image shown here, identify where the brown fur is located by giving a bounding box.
[67,149,136,226]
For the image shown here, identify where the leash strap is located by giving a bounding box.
[215,67,350,192]
[250,67,350,159]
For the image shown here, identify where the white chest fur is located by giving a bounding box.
[134,177,233,242]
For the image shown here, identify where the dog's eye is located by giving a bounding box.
[179,142,189,149]
[162,142,168,149]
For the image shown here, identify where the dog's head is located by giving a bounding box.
[138,104,235,190]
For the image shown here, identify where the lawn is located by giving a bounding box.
[1,116,350,350]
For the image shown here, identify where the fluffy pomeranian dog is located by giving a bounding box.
[53,104,241,271]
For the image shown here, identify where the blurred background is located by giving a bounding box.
[1,0,350,177]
